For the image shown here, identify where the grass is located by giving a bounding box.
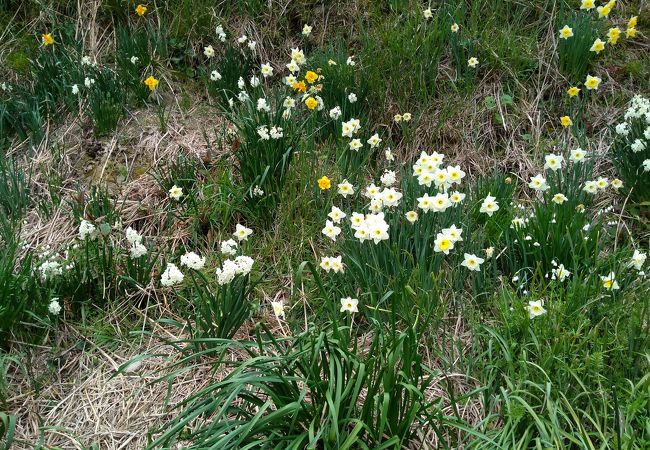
[0,0,648,448]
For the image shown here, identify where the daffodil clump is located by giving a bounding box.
[557,1,636,82]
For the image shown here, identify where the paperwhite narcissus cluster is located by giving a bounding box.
[78,220,97,240]
[161,263,184,287]
[125,227,147,259]
[216,256,254,285]
[180,252,206,270]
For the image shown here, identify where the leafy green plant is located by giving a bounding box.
[147,322,439,449]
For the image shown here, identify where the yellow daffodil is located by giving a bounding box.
[135,4,147,16]
[144,75,159,90]
[305,71,318,84]
[304,96,318,110]
[590,38,605,54]
[580,0,595,10]
[317,176,331,190]
[626,27,636,38]
[628,16,637,28]
[559,25,573,39]
[42,33,54,45]
[292,80,306,93]
[567,86,580,97]
[597,5,611,18]
[560,116,572,127]
[607,28,621,44]
[585,74,601,90]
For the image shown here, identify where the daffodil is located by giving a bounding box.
[567,86,580,97]
[305,70,318,83]
[551,193,568,204]
[607,27,621,44]
[585,75,601,90]
[42,33,54,45]
[405,211,418,223]
[271,301,285,318]
[337,180,354,197]
[590,38,605,54]
[461,253,485,271]
[596,5,611,18]
[527,300,546,318]
[340,297,359,313]
[305,96,318,110]
[135,4,147,16]
[551,264,571,282]
[434,232,454,254]
[559,25,573,39]
[560,116,572,127]
[451,23,459,32]
[601,272,619,290]
[144,76,159,91]
[528,174,549,191]
[260,63,273,77]
[467,57,479,68]
[234,224,253,241]
[544,153,564,171]
[480,194,499,216]
[629,250,647,271]
[580,0,595,10]
[169,185,183,200]
[318,176,331,190]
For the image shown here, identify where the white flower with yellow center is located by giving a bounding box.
[381,188,402,207]
[461,253,485,271]
[234,224,253,241]
[600,272,619,290]
[526,300,546,319]
[544,153,563,171]
[337,180,354,197]
[552,193,568,204]
[322,220,341,241]
[349,139,363,151]
[450,191,466,204]
[431,192,452,212]
[328,206,347,224]
[559,25,573,39]
[583,181,598,194]
[417,193,434,212]
[434,233,454,254]
[169,185,183,200]
[405,211,418,223]
[569,148,586,162]
[480,194,499,216]
[447,165,465,185]
[367,133,382,148]
[340,297,359,313]
[442,225,463,242]
[528,174,549,191]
